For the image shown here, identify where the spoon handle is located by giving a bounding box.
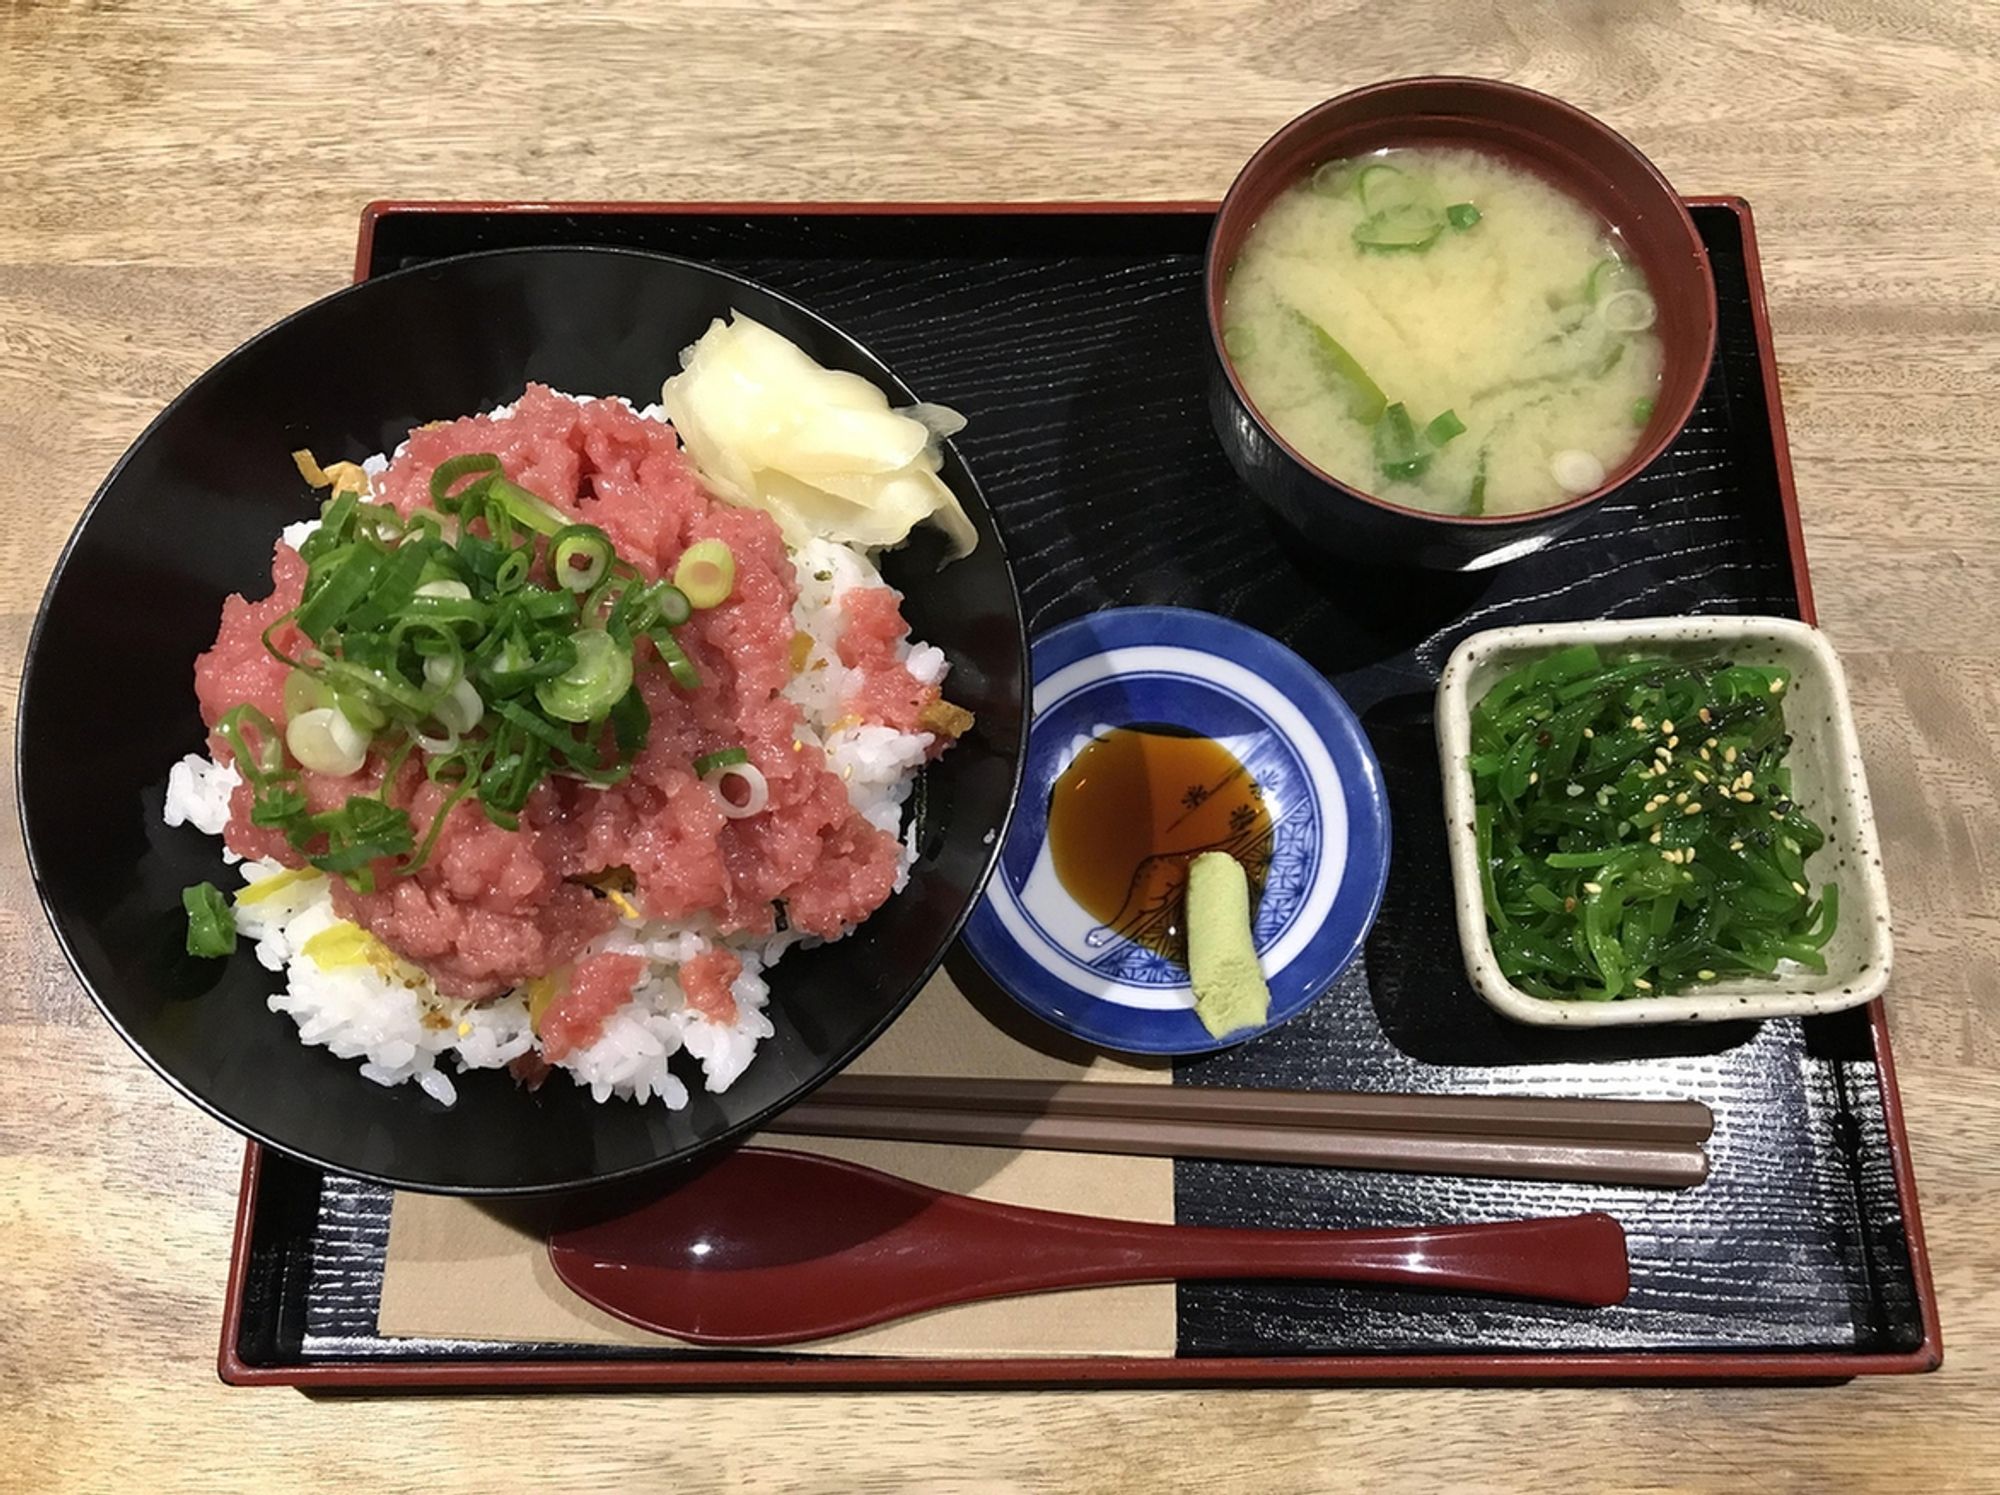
[973,1207,1629,1307]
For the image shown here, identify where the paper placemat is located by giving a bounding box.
[377,961,1179,1357]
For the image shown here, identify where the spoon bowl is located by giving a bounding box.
[548,1147,1630,1345]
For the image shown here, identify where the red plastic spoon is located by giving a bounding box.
[548,1147,1630,1345]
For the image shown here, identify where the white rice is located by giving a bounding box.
[166,394,945,1109]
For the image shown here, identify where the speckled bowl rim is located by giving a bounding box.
[1436,616,1893,1027]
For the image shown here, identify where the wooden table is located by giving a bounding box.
[3,2,1994,1488]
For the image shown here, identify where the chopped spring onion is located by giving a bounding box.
[692,745,749,776]
[1310,159,1354,197]
[287,706,371,777]
[1467,449,1490,517]
[1352,202,1443,253]
[1598,289,1658,333]
[674,539,736,609]
[703,758,770,819]
[284,668,335,719]
[1355,163,1413,213]
[1290,308,1387,424]
[651,628,701,691]
[1468,646,1838,999]
[1221,325,1255,362]
[534,629,634,724]
[1445,202,1481,231]
[1424,409,1467,447]
[1550,449,1607,495]
[1586,256,1644,305]
[1372,402,1430,483]
[182,882,236,958]
[551,524,614,593]
[1632,395,1657,427]
[213,449,716,891]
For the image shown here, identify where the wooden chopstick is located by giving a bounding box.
[805,1075,1713,1145]
[762,1076,1714,1189]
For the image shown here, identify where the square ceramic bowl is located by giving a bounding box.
[1436,616,1892,1026]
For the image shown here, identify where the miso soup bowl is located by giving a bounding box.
[1205,77,1717,571]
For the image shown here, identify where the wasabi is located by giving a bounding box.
[1187,851,1271,1038]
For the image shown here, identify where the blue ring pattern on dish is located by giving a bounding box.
[963,607,1391,1054]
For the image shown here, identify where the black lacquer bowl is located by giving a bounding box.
[17,247,1028,1195]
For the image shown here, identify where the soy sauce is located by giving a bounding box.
[1046,724,1272,963]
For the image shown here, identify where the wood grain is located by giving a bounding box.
[2,1,1995,1489]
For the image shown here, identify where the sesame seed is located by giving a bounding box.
[1699,748,1711,761]
[1667,735,1680,749]
[1736,790,1757,802]
[1583,727,1595,739]
[1661,719,1675,735]
[1566,782,1585,797]
[1730,840,1744,851]
[1772,809,1785,820]
[1685,848,1696,863]
[1583,881,1603,894]
[1634,978,1653,991]
[1706,737,1719,749]
[1655,747,1673,763]
[1770,678,1785,694]
[1528,771,1538,784]
[1698,969,1717,980]
[1649,829,1663,844]
[1674,791,1689,805]
[1631,715,1647,730]
[1724,746,1738,764]
[1792,880,1808,895]
[1685,802,1703,815]
[1698,708,1712,724]
[1692,769,1710,784]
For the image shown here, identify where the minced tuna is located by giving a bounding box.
[194,387,916,1001]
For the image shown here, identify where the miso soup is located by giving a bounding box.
[1221,147,1665,517]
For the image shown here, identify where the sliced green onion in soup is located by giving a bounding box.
[1586,257,1644,304]
[1424,409,1467,447]
[1356,163,1415,213]
[1352,202,1444,253]
[1598,288,1658,333]
[1288,308,1387,424]
[1446,202,1482,231]
[1221,325,1255,362]
[1372,403,1431,482]
[1551,449,1607,495]
[1467,449,1489,517]
[1310,159,1355,197]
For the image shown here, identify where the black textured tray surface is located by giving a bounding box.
[231,204,1919,1370]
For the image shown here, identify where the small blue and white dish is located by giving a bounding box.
[962,607,1390,1054]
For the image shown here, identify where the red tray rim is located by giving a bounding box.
[217,196,1940,1390]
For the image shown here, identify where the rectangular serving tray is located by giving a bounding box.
[218,198,1940,1389]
